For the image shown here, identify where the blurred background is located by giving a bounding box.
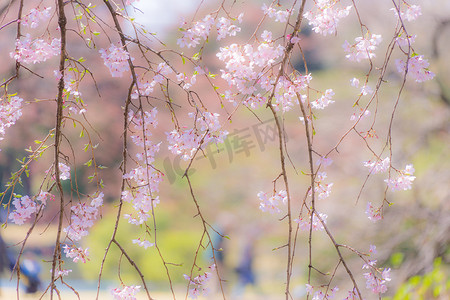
[0,0,449,299]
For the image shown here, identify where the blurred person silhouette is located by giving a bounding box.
[232,232,258,298]
[204,214,235,295]
[0,212,42,294]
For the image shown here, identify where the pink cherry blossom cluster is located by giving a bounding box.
[63,192,103,241]
[350,107,371,121]
[8,191,52,225]
[343,288,358,299]
[21,7,51,28]
[270,73,311,112]
[131,80,155,100]
[167,129,201,162]
[305,284,339,299]
[132,238,154,249]
[167,112,228,161]
[217,42,285,94]
[362,260,391,294]
[59,162,71,180]
[0,95,23,142]
[125,0,139,6]
[217,41,313,112]
[123,108,163,225]
[132,63,173,98]
[261,3,291,23]
[350,77,374,97]
[11,34,61,64]
[216,16,242,41]
[315,156,333,168]
[303,1,352,36]
[391,4,422,22]
[63,75,83,100]
[176,66,206,90]
[111,285,141,300]
[385,164,416,191]
[258,190,287,214]
[53,269,72,277]
[395,55,435,83]
[311,172,334,200]
[177,13,243,48]
[395,34,416,50]
[363,157,390,174]
[295,212,328,231]
[343,34,382,62]
[365,201,382,222]
[99,43,133,77]
[310,89,335,110]
[183,264,215,299]
[63,244,90,263]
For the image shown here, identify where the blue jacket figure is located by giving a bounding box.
[233,241,255,296]
[0,231,42,294]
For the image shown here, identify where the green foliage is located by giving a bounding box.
[82,209,202,285]
[388,258,449,300]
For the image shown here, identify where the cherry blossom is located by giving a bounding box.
[11,34,61,64]
[216,17,241,40]
[0,95,23,142]
[311,89,335,110]
[90,192,104,208]
[184,264,215,299]
[304,1,352,36]
[177,13,242,48]
[111,285,141,300]
[132,238,154,249]
[123,108,163,226]
[125,0,140,6]
[295,212,328,231]
[8,196,38,225]
[350,77,360,87]
[99,43,133,77]
[51,269,72,277]
[365,202,382,222]
[364,157,390,174]
[167,112,228,161]
[316,156,333,167]
[21,7,51,28]
[59,162,70,180]
[392,4,422,22]
[343,34,382,62]
[131,80,156,100]
[350,108,370,121]
[261,30,272,42]
[306,284,339,299]
[8,192,51,225]
[385,164,416,191]
[63,199,101,241]
[258,190,287,214]
[308,172,334,200]
[63,244,90,263]
[395,55,435,83]
[344,288,358,299]
[362,260,391,294]
[395,34,416,49]
[261,3,291,23]
[360,85,373,96]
